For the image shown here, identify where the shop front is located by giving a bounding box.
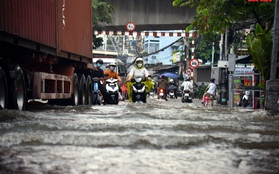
[229,66,264,109]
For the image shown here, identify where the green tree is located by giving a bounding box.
[246,23,272,89]
[194,33,220,63]
[172,0,275,34]
[92,0,115,49]
[172,0,275,83]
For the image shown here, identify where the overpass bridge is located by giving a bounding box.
[99,0,196,33]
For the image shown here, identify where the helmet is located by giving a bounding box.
[135,57,143,63]
[169,79,174,83]
[96,59,103,64]
[109,62,116,66]
[105,64,110,68]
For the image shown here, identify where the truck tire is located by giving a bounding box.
[71,73,79,106]
[79,74,86,105]
[9,65,27,110]
[0,67,8,109]
[86,75,92,105]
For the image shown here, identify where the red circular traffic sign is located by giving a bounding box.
[185,68,192,75]
[189,58,200,69]
[126,21,136,31]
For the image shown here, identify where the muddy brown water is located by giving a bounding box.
[0,97,279,174]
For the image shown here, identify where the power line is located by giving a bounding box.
[127,37,183,67]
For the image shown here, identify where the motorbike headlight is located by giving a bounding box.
[135,77,142,83]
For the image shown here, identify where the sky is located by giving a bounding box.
[144,36,182,65]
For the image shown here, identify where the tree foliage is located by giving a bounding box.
[194,32,220,63]
[172,0,275,35]
[246,23,272,89]
[172,0,275,70]
[92,0,115,49]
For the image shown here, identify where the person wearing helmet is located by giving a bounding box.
[126,57,151,102]
[167,79,178,99]
[157,75,169,100]
[105,63,110,70]
[92,59,108,105]
[104,62,122,83]
[127,57,149,81]
[180,77,193,95]
[104,62,123,100]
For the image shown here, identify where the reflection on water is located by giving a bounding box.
[0,98,279,173]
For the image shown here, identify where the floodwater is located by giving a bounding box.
[0,97,279,174]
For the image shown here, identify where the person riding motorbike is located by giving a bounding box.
[104,62,122,83]
[127,57,150,81]
[104,62,123,100]
[91,59,108,105]
[126,57,152,102]
[157,75,169,101]
[167,79,178,99]
[180,77,193,96]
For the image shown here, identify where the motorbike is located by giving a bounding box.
[168,89,176,99]
[92,77,102,105]
[105,78,119,104]
[168,84,177,99]
[147,88,155,97]
[131,76,146,103]
[158,88,167,100]
[181,89,192,103]
[121,83,128,100]
[238,91,250,107]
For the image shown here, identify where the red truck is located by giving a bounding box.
[0,0,94,110]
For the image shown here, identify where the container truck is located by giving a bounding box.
[0,0,94,110]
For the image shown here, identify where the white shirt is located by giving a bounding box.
[181,81,193,92]
[128,67,149,78]
[207,83,216,95]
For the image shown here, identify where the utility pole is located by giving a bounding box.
[270,0,279,80]
[219,30,228,105]
[265,0,279,112]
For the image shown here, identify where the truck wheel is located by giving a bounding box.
[9,65,27,110]
[86,75,92,105]
[79,74,86,105]
[0,67,8,109]
[71,73,79,106]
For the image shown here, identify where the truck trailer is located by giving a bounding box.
[0,0,94,110]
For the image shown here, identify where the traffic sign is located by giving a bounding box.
[185,68,192,75]
[126,21,136,31]
[189,58,200,69]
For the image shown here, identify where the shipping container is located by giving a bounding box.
[0,0,92,61]
[0,0,94,110]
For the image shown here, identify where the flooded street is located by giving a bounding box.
[0,97,279,174]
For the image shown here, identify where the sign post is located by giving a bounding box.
[189,58,200,69]
[126,21,136,32]
[185,68,192,75]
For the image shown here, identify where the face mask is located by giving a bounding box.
[97,63,102,68]
[137,63,143,68]
[110,66,115,71]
